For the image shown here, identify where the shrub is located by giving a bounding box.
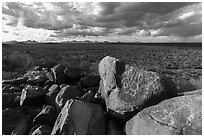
[2,52,35,79]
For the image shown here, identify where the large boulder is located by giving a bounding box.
[98,56,177,119]
[51,99,106,135]
[55,85,82,112]
[80,75,100,88]
[126,94,202,135]
[2,108,29,135]
[32,105,57,127]
[51,64,65,84]
[20,85,48,107]
[31,125,52,135]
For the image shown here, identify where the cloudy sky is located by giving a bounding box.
[2,2,202,42]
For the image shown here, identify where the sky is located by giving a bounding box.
[2,2,202,42]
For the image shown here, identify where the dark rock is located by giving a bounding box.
[64,67,81,80]
[3,85,22,93]
[55,85,82,112]
[80,75,100,88]
[60,84,67,89]
[9,86,22,92]
[20,85,48,107]
[126,95,202,135]
[80,90,95,103]
[33,105,57,127]
[98,56,178,119]
[2,93,16,109]
[2,76,28,85]
[11,95,21,108]
[2,84,13,93]
[107,120,125,135]
[51,64,65,84]
[45,84,61,107]
[31,125,52,135]
[43,80,54,89]
[2,108,29,135]
[51,99,106,135]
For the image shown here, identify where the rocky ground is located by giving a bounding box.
[2,56,202,135]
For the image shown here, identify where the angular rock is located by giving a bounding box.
[64,67,81,80]
[2,108,29,135]
[126,95,202,135]
[9,86,22,92]
[80,75,100,88]
[11,95,21,108]
[98,56,177,119]
[45,71,54,82]
[60,84,67,89]
[2,85,22,93]
[31,125,52,135]
[80,90,95,103]
[51,99,106,135]
[51,64,65,84]
[2,84,13,93]
[20,85,48,107]
[2,76,28,85]
[33,105,57,127]
[43,80,54,89]
[45,84,61,107]
[55,85,82,112]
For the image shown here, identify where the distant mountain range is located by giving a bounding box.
[2,40,202,45]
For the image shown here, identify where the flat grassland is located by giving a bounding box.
[2,42,202,93]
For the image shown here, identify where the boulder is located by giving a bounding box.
[9,86,22,92]
[45,84,61,107]
[2,108,29,135]
[80,90,95,103]
[51,64,65,84]
[2,76,28,85]
[33,105,57,127]
[98,56,177,119]
[64,67,81,84]
[51,99,106,135]
[80,75,100,88]
[20,85,48,107]
[11,95,21,108]
[2,85,22,93]
[31,125,52,135]
[2,84,13,93]
[55,85,82,112]
[43,80,54,89]
[60,84,68,89]
[126,95,202,135]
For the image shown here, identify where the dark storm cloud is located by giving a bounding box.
[2,2,202,39]
[2,2,74,30]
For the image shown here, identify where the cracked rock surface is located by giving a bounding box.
[98,56,177,119]
[126,94,202,135]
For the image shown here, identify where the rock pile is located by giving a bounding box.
[2,56,202,135]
